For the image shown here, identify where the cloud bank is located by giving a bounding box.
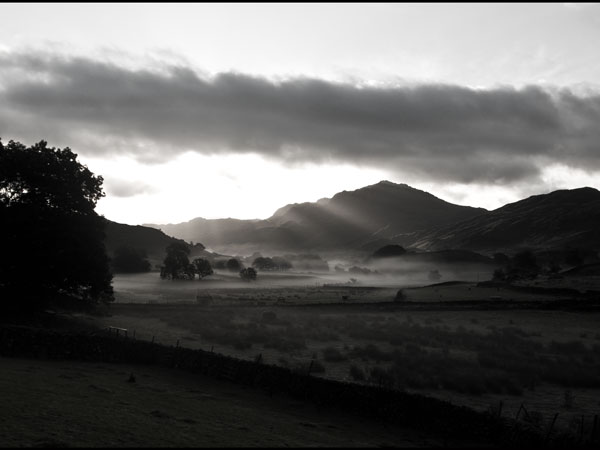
[1,51,600,185]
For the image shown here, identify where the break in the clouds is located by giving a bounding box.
[1,51,600,185]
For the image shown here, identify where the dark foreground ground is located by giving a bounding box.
[0,356,455,448]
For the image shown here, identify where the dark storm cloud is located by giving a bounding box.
[1,51,600,184]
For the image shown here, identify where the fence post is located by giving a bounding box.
[151,335,155,344]
[521,403,531,422]
[592,415,598,443]
[307,359,314,376]
[133,330,136,339]
[544,413,558,445]
[511,404,524,442]
[176,339,180,348]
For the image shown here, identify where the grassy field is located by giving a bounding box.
[0,356,449,447]
[88,274,600,436]
[111,272,575,306]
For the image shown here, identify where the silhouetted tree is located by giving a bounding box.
[183,263,196,280]
[193,258,213,279]
[252,256,276,271]
[160,241,191,280]
[226,258,242,272]
[240,267,257,281]
[112,245,151,273]
[395,289,407,302]
[272,256,293,271]
[0,139,113,310]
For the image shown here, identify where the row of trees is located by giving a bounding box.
[159,243,257,281]
[159,242,214,280]
[493,251,542,282]
[251,256,292,271]
[491,250,577,282]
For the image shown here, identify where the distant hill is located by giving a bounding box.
[104,220,188,262]
[369,247,495,267]
[401,249,495,265]
[145,181,486,254]
[144,217,260,246]
[408,187,600,253]
[269,181,485,245]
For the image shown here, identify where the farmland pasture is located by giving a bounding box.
[111,271,575,306]
[93,273,600,435]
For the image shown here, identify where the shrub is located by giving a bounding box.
[395,289,407,302]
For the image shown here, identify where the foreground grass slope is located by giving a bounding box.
[0,357,446,448]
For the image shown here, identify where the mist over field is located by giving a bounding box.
[4,3,600,448]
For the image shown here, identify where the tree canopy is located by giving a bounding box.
[193,258,214,279]
[251,256,292,271]
[0,139,113,310]
[160,243,215,280]
[226,258,242,272]
[160,242,192,280]
[239,267,257,281]
[252,256,276,271]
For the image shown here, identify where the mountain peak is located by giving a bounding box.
[371,180,408,188]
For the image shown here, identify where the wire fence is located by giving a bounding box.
[0,325,597,447]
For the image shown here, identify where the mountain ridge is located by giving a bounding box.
[119,183,600,257]
[143,180,486,254]
[406,187,600,252]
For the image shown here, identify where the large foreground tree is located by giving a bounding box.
[0,139,113,310]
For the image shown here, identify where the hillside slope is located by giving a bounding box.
[146,181,486,253]
[408,187,600,252]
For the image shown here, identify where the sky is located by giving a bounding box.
[1,3,600,225]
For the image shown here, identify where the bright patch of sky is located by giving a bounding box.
[2,3,600,224]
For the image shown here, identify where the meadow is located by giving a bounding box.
[92,271,600,436]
